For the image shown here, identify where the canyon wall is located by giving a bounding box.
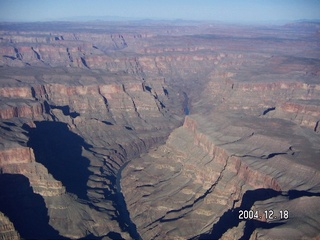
[122,112,320,239]
[0,65,184,238]
[0,21,319,239]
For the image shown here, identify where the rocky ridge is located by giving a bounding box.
[0,21,319,239]
[0,66,184,238]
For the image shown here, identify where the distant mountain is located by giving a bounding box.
[50,15,140,22]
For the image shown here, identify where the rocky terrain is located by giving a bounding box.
[0,21,319,239]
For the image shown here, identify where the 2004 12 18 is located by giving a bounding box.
[238,209,289,220]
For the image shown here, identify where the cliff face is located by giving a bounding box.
[0,73,184,238]
[0,21,319,239]
[0,212,20,240]
[122,113,320,239]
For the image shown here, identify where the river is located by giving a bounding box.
[183,92,190,115]
[114,91,190,239]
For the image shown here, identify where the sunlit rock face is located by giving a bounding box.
[0,21,319,239]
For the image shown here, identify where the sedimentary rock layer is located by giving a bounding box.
[0,72,184,238]
[0,21,319,239]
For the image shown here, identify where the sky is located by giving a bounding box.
[0,0,319,23]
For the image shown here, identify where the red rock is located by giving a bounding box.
[0,21,319,239]
[0,147,35,165]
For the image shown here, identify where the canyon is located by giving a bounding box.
[0,21,319,239]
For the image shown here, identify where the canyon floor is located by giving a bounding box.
[0,21,319,240]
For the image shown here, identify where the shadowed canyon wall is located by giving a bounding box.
[0,21,319,239]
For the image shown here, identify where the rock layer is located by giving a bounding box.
[0,21,319,239]
[0,212,20,240]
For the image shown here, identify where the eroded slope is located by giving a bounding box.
[0,21,319,239]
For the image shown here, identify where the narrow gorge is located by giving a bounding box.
[0,21,319,239]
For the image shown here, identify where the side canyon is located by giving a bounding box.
[0,21,319,239]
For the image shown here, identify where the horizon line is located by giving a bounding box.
[1,16,320,26]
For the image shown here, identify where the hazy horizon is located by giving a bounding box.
[0,0,320,24]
